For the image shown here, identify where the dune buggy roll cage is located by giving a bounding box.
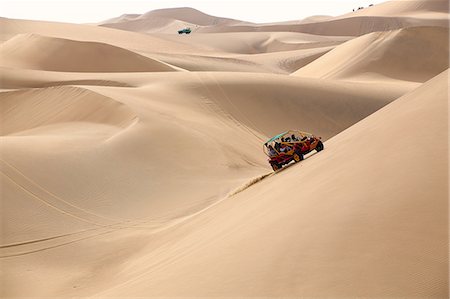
[263,130,314,156]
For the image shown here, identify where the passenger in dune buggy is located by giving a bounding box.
[263,130,324,171]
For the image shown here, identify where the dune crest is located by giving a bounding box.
[0,86,138,136]
[100,7,248,33]
[197,0,449,35]
[293,26,449,82]
[341,0,449,18]
[0,34,177,72]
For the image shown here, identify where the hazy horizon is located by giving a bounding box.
[0,0,387,24]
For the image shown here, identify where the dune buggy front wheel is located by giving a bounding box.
[316,141,324,152]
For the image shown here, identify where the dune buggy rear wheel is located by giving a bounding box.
[271,163,281,171]
[293,152,304,162]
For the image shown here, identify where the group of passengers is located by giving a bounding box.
[281,134,300,143]
[267,143,291,156]
[266,134,314,157]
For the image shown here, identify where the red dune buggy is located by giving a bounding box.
[263,130,324,171]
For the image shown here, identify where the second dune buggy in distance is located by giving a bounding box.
[177,27,192,34]
[263,130,324,171]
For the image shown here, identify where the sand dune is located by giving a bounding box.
[99,7,248,33]
[99,13,141,25]
[156,31,350,54]
[0,68,411,138]
[0,86,137,136]
[0,17,213,55]
[138,7,245,26]
[340,0,449,18]
[0,67,412,281]
[299,15,334,23]
[99,1,449,36]
[148,31,349,73]
[0,67,136,89]
[234,47,336,74]
[174,72,409,139]
[100,17,198,34]
[197,0,449,35]
[0,76,267,250]
[0,1,448,297]
[92,69,449,298]
[2,68,446,297]
[293,26,449,82]
[262,15,334,26]
[149,53,275,73]
[151,47,336,74]
[0,34,176,72]
[201,15,449,36]
[0,66,408,244]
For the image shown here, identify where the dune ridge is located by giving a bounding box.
[196,0,449,36]
[99,7,248,33]
[293,26,449,82]
[339,0,449,18]
[199,15,449,35]
[100,1,449,36]
[0,34,176,72]
[0,85,138,136]
[155,31,351,54]
[0,67,136,89]
[0,17,213,55]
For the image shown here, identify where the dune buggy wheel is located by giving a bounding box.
[271,163,281,171]
[316,141,324,152]
[293,152,304,162]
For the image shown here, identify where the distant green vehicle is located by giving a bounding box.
[178,28,191,34]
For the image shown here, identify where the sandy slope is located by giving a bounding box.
[91,70,449,298]
[0,1,449,297]
[0,34,176,72]
[0,76,267,238]
[0,66,423,297]
[198,0,449,35]
[293,26,449,82]
[100,1,449,36]
[0,86,137,136]
[340,0,449,18]
[148,31,350,73]
[0,65,408,267]
[156,31,351,54]
[1,68,446,297]
[138,7,246,26]
[0,17,347,75]
[100,17,199,34]
[151,47,337,74]
[100,7,248,34]
[0,17,213,55]
[0,69,410,138]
